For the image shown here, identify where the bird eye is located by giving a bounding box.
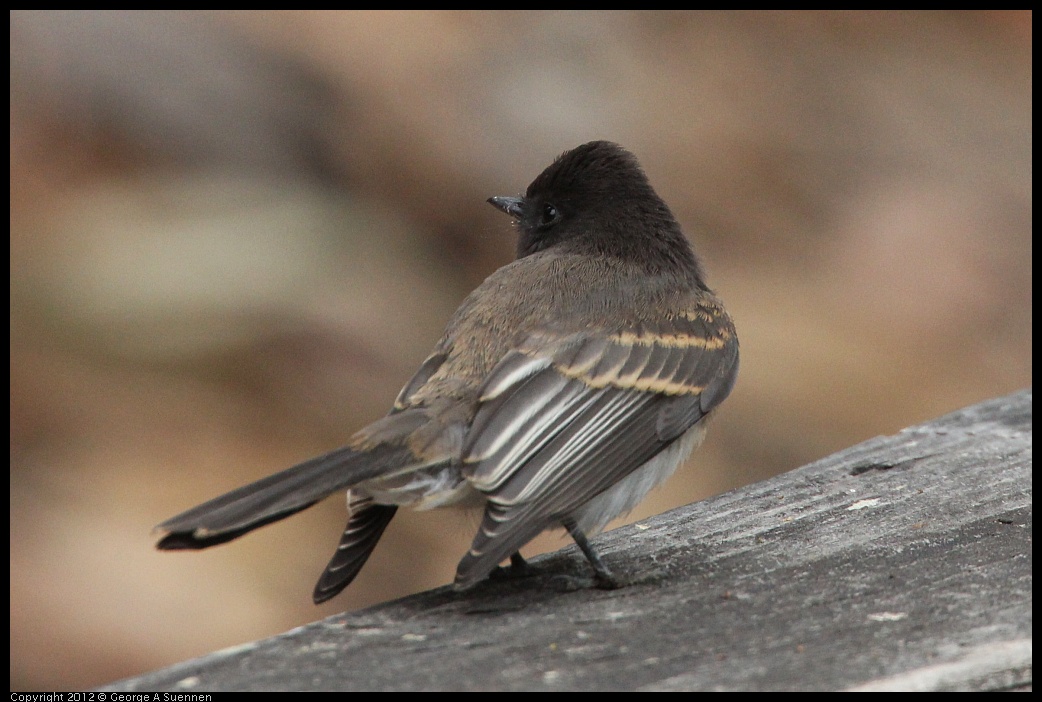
[540,203,560,228]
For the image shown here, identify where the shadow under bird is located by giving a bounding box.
[156,141,739,603]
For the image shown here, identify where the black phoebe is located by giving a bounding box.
[156,141,739,603]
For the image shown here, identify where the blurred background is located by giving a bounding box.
[9,10,1031,690]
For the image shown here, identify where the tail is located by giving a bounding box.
[155,443,413,550]
[312,496,398,603]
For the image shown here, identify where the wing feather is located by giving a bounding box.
[455,296,738,586]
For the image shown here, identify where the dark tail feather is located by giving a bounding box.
[313,497,398,603]
[155,443,412,550]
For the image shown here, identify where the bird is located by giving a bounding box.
[155,140,739,603]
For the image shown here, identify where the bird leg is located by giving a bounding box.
[563,519,620,589]
[489,552,533,580]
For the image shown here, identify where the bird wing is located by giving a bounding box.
[456,297,738,586]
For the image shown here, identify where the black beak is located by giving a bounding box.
[487,196,525,220]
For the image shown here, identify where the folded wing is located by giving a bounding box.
[456,298,738,586]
